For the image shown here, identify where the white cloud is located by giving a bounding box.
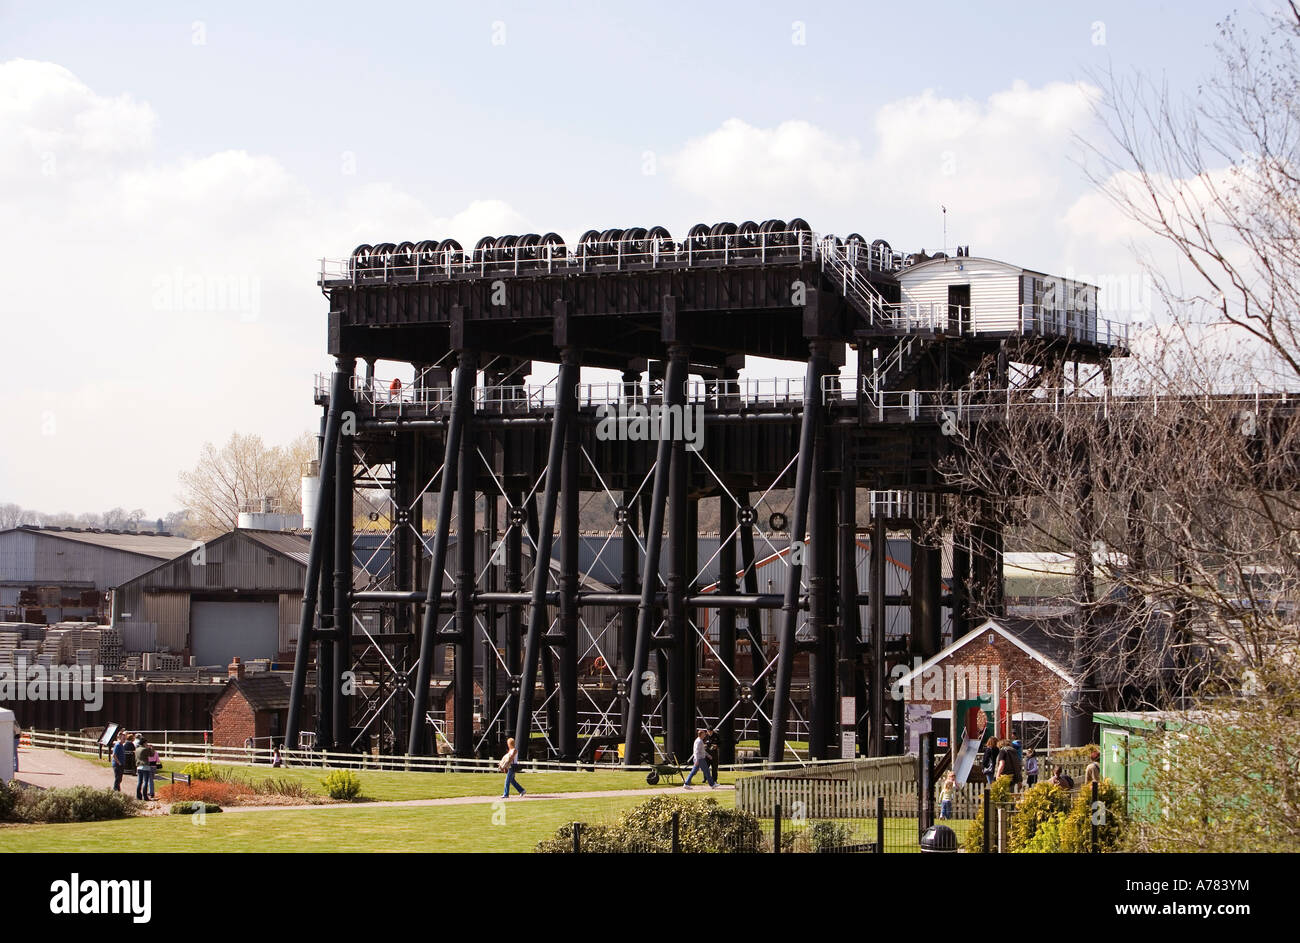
[664,81,1102,257]
[0,59,529,516]
[0,59,156,178]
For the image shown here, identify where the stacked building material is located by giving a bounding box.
[97,627,123,670]
[0,629,20,669]
[41,627,75,665]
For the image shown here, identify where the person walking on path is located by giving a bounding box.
[134,736,155,801]
[1084,749,1101,784]
[683,729,715,789]
[704,729,720,786]
[110,731,129,792]
[1024,748,1039,786]
[499,737,525,798]
[938,771,957,820]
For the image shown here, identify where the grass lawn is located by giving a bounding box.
[68,752,740,802]
[0,793,733,853]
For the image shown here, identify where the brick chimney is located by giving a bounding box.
[228,656,245,679]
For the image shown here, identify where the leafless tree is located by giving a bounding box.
[939,8,1300,829]
[177,431,316,537]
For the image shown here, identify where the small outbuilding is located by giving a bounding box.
[895,616,1078,751]
[210,658,292,748]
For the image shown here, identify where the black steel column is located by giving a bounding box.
[619,487,640,731]
[738,492,769,757]
[665,346,691,761]
[514,346,579,760]
[911,523,942,659]
[558,347,581,760]
[769,340,827,763]
[870,511,887,756]
[408,343,476,756]
[808,399,834,760]
[951,519,970,640]
[504,489,523,735]
[286,363,348,750]
[837,430,861,759]
[482,494,498,750]
[316,459,335,750]
[716,498,737,764]
[453,352,479,757]
[391,430,415,750]
[623,348,687,764]
[1064,448,1096,746]
[332,359,355,750]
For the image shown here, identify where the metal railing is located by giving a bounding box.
[857,385,1299,423]
[25,728,834,774]
[878,302,1129,349]
[320,374,1294,424]
[320,228,839,283]
[317,375,822,414]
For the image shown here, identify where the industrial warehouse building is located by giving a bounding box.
[110,529,323,667]
[0,526,194,623]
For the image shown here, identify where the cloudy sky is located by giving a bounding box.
[0,1,1239,516]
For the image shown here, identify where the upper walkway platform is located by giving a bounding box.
[318,224,1128,364]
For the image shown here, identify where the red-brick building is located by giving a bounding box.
[896,617,1077,751]
[210,657,292,748]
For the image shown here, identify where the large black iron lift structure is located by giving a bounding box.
[286,221,1130,765]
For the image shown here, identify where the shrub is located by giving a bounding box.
[1020,816,1064,853]
[16,786,138,823]
[156,780,255,806]
[1058,779,1128,853]
[322,770,363,801]
[803,820,855,853]
[169,801,222,815]
[536,795,765,853]
[0,781,17,822]
[962,775,1014,853]
[180,762,217,781]
[1052,744,1100,762]
[256,777,311,799]
[1009,781,1072,852]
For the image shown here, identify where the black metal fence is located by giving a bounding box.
[562,796,968,854]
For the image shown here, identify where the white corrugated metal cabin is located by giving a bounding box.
[895,256,1099,339]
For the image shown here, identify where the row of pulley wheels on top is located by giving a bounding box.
[349,219,894,269]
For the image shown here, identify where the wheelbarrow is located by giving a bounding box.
[645,755,684,786]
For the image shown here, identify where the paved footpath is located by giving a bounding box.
[14,747,117,791]
[12,748,734,813]
[224,784,735,814]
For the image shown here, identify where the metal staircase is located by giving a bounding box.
[818,237,889,326]
[867,336,930,394]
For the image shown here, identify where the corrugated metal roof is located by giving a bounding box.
[6,527,194,559]
[239,529,312,566]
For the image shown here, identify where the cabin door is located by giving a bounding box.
[947,284,970,333]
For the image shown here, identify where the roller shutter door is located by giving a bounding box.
[191,600,278,667]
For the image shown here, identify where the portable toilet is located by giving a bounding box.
[0,707,14,784]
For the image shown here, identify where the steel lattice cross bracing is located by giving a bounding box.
[285,218,1131,765]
